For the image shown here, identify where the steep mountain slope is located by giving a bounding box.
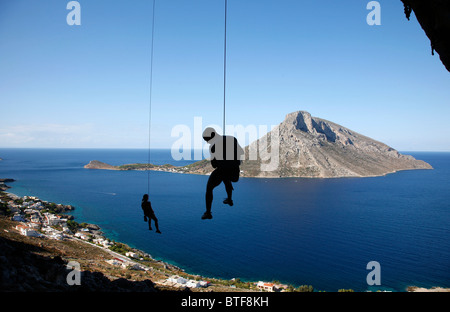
[239,111,432,178]
[85,111,432,178]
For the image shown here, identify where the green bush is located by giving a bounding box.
[297,285,314,292]
[0,202,11,215]
[109,242,132,255]
[338,289,355,292]
[66,220,80,233]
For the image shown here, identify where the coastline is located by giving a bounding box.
[0,180,280,292]
[83,159,433,179]
[407,286,450,292]
[1,178,448,292]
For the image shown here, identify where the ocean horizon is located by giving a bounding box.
[1,148,449,292]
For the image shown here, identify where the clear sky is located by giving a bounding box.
[1,0,449,151]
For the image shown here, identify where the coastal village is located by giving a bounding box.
[1,182,445,292]
[0,189,293,292]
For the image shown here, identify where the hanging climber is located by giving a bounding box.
[141,194,161,233]
[201,127,244,220]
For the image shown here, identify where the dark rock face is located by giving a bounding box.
[0,235,157,292]
[401,0,450,72]
[0,179,15,191]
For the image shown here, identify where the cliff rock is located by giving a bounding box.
[84,160,118,170]
[84,111,432,179]
[401,0,450,72]
[240,111,432,178]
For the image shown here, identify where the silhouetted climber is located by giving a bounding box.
[141,194,161,233]
[201,127,244,220]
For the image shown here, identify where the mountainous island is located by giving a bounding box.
[85,111,432,178]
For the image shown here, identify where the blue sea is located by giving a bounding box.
[0,148,449,292]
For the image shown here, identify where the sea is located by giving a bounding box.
[0,148,449,292]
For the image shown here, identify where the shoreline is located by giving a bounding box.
[407,286,450,292]
[84,160,433,179]
[2,179,449,292]
[0,181,280,292]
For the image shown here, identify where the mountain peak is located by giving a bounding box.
[282,110,349,144]
[286,110,316,133]
[241,110,432,178]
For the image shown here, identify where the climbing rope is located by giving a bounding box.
[223,0,228,134]
[147,0,156,195]
[146,0,227,193]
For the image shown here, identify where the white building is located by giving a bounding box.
[62,226,72,234]
[74,232,88,240]
[168,275,188,285]
[24,196,38,201]
[44,213,62,226]
[126,252,139,259]
[30,215,40,223]
[50,233,64,240]
[199,281,210,287]
[93,237,112,248]
[256,281,276,292]
[186,280,201,288]
[29,221,41,229]
[15,224,41,237]
[30,202,43,210]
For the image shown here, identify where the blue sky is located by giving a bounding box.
[0,0,449,151]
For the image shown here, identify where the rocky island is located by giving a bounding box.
[0,178,16,192]
[241,111,432,178]
[85,111,432,178]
